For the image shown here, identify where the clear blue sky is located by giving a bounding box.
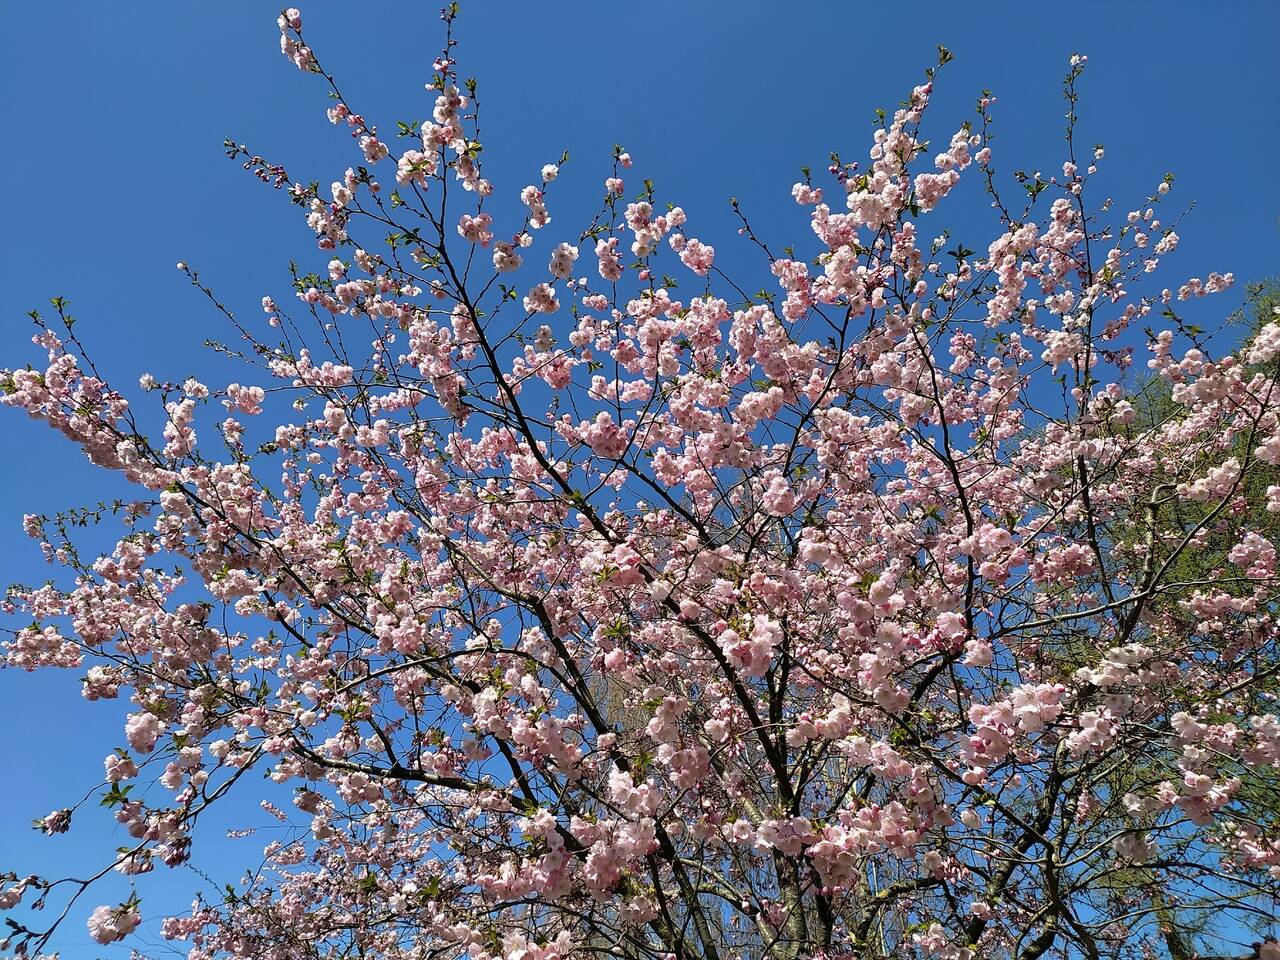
[1,3,1277,957]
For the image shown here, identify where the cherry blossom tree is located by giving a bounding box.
[3,7,1279,960]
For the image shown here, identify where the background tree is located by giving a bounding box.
[1084,277,1280,958]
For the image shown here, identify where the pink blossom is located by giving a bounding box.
[87,904,140,945]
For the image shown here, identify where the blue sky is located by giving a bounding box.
[1,2,1278,957]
